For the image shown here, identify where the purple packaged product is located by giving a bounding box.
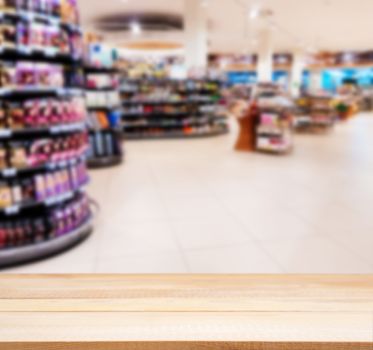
[53,171,63,195]
[69,165,77,189]
[16,62,36,87]
[36,63,51,86]
[16,22,29,48]
[71,202,80,226]
[34,175,46,201]
[54,209,64,235]
[30,0,42,13]
[45,173,56,198]
[64,206,73,232]
[40,0,48,14]
[61,209,71,235]
[16,0,29,11]
[50,65,63,87]
[50,0,61,17]
[61,170,70,192]
[74,164,81,186]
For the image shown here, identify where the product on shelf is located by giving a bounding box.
[0,132,87,171]
[0,8,83,60]
[87,109,121,130]
[0,0,92,267]
[0,96,86,128]
[0,161,88,209]
[0,193,90,249]
[0,61,84,90]
[85,90,120,109]
[119,77,229,139]
[83,37,124,168]
[294,95,336,131]
[256,109,293,153]
[84,42,116,69]
[86,73,119,90]
[87,130,122,160]
[0,0,80,25]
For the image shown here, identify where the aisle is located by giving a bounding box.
[5,114,373,273]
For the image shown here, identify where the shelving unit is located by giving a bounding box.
[84,66,124,169]
[294,95,336,132]
[0,0,93,268]
[256,108,293,153]
[253,83,294,154]
[120,78,229,139]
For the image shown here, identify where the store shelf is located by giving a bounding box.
[0,154,87,179]
[0,10,81,33]
[0,46,81,65]
[120,77,228,140]
[0,3,92,269]
[122,112,191,118]
[84,67,119,74]
[123,117,223,129]
[87,106,121,112]
[0,122,86,140]
[0,184,87,217]
[88,155,123,169]
[0,217,93,269]
[122,99,218,106]
[125,126,229,140]
[85,87,119,92]
[0,87,84,99]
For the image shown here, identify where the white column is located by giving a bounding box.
[290,50,306,97]
[184,0,208,70]
[257,27,273,82]
[309,70,322,93]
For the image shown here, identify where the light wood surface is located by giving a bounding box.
[0,275,372,349]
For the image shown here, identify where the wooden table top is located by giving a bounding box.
[0,274,372,350]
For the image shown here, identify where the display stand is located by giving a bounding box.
[0,1,93,268]
[294,95,335,132]
[84,66,124,168]
[256,107,293,154]
[120,78,229,139]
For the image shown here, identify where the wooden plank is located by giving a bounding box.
[1,275,372,300]
[2,342,373,350]
[0,312,371,342]
[0,275,372,349]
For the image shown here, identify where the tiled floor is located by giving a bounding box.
[5,113,373,273]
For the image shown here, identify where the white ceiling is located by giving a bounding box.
[78,0,373,54]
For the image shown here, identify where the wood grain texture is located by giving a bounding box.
[0,275,372,349]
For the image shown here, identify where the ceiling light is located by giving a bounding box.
[130,21,141,35]
[249,8,259,19]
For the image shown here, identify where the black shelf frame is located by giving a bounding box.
[88,155,122,169]
[0,122,86,140]
[0,47,82,65]
[84,67,119,74]
[0,87,84,99]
